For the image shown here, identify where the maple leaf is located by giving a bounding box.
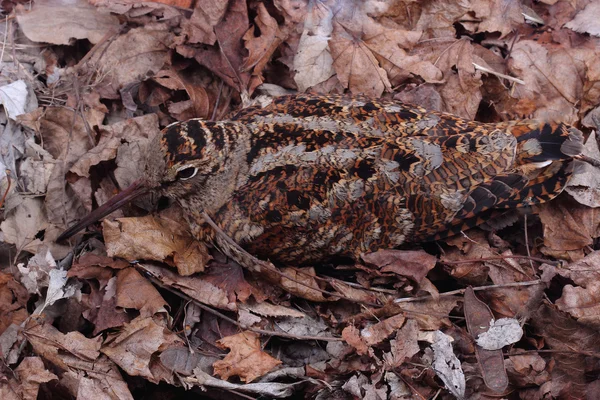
[213,331,282,382]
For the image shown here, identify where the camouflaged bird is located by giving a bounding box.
[59,94,584,265]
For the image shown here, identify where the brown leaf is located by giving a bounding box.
[181,1,229,45]
[471,0,524,38]
[280,267,326,302]
[16,0,119,45]
[564,2,600,37]
[507,40,593,124]
[291,0,335,91]
[137,263,235,310]
[537,194,600,253]
[14,357,58,400]
[361,313,406,347]
[341,325,369,355]
[24,319,102,371]
[546,251,600,328]
[203,261,254,303]
[243,3,286,79]
[192,0,252,94]
[0,272,29,336]
[329,19,391,97]
[103,214,211,276]
[383,319,420,368]
[362,249,437,285]
[84,277,131,335]
[116,268,167,317]
[530,302,600,398]
[213,331,282,382]
[88,26,174,99]
[464,287,508,393]
[101,316,184,382]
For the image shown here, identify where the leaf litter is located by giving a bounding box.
[0,0,600,399]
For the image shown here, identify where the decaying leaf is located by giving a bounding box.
[103,214,211,276]
[213,331,282,382]
[16,0,120,45]
[431,330,465,399]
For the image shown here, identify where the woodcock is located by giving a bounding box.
[59,94,584,264]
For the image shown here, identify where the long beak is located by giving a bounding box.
[57,179,148,241]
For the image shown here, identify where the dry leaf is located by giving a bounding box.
[362,249,437,285]
[243,3,286,78]
[213,331,282,382]
[361,313,405,346]
[564,2,600,37]
[88,26,174,99]
[383,319,420,368]
[103,215,211,276]
[181,1,229,45]
[137,263,235,310]
[280,267,326,302]
[464,287,509,393]
[101,315,184,382]
[14,357,58,400]
[115,268,167,317]
[17,0,119,45]
[292,0,335,91]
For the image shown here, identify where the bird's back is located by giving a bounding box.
[208,94,583,264]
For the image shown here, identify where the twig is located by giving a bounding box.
[441,255,558,265]
[576,154,600,168]
[141,269,343,342]
[394,279,543,303]
[472,62,525,85]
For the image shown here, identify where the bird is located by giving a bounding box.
[58,93,584,265]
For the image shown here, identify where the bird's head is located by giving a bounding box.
[58,120,250,241]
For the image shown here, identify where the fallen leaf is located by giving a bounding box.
[16,0,119,45]
[566,132,600,207]
[115,268,167,317]
[329,18,391,97]
[0,80,28,120]
[188,368,294,398]
[137,263,235,310]
[203,261,254,303]
[88,25,174,99]
[103,214,211,276]
[192,0,252,94]
[14,357,58,400]
[341,325,369,355]
[546,251,600,328]
[243,3,287,79]
[471,0,524,38]
[362,249,437,285]
[24,319,102,371]
[431,330,465,399]
[0,272,29,336]
[213,331,282,383]
[564,2,600,37]
[280,267,326,302]
[464,287,509,393]
[383,319,420,368]
[292,0,335,91]
[536,194,600,253]
[101,315,184,382]
[181,1,228,45]
[361,313,405,346]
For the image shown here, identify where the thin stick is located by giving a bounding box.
[472,62,525,85]
[394,279,543,304]
[576,154,600,168]
[142,270,343,342]
[441,255,558,265]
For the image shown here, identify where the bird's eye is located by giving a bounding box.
[176,166,198,180]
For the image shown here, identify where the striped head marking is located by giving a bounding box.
[143,119,251,214]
